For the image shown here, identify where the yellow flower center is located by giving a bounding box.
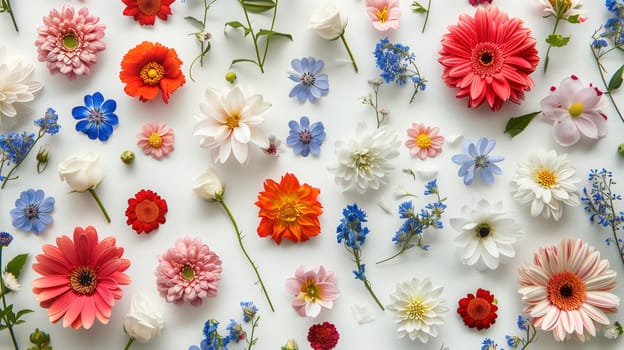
[405,298,428,320]
[568,102,584,117]
[226,114,240,129]
[70,266,97,295]
[62,34,78,50]
[549,0,572,11]
[376,6,389,23]
[140,61,165,85]
[535,168,558,188]
[278,202,300,222]
[302,279,322,301]
[415,133,432,148]
[148,132,163,148]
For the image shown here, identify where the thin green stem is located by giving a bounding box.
[421,0,431,34]
[259,0,279,69]
[544,3,565,73]
[1,132,44,189]
[339,34,358,73]
[240,0,263,73]
[373,86,381,128]
[87,188,111,223]
[0,248,19,350]
[603,177,624,267]
[375,245,408,265]
[217,198,275,312]
[590,45,624,124]
[352,248,384,310]
[2,0,19,32]
[123,337,134,350]
[246,316,259,350]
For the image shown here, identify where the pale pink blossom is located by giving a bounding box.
[365,0,401,31]
[137,122,175,160]
[285,265,340,317]
[405,123,444,160]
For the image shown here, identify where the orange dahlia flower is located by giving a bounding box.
[122,0,175,26]
[255,173,323,244]
[120,41,185,104]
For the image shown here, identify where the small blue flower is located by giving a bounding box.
[34,108,61,135]
[286,116,326,157]
[592,39,609,48]
[337,203,370,249]
[353,264,366,280]
[517,315,529,331]
[424,179,438,195]
[506,335,521,348]
[0,131,35,165]
[72,92,119,142]
[451,137,503,185]
[480,338,501,350]
[225,319,245,343]
[10,189,54,234]
[398,201,414,219]
[0,232,13,246]
[288,57,329,103]
[240,301,258,323]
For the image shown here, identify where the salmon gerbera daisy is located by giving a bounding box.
[125,189,168,234]
[120,41,185,104]
[457,288,498,330]
[122,0,175,26]
[255,173,323,244]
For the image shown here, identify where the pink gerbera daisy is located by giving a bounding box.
[405,123,444,160]
[31,226,131,330]
[365,0,401,31]
[155,237,222,306]
[518,238,620,342]
[438,7,540,111]
[285,265,340,317]
[137,122,175,159]
[34,3,106,80]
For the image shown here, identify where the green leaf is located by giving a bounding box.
[241,0,275,13]
[185,16,204,29]
[256,29,293,41]
[504,111,541,137]
[15,309,33,320]
[567,14,580,23]
[545,34,570,47]
[230,58,259,67]
[607,64,624,91]
[411,1,427,13]
[200,42,212,57]
[6,253,28,279]
[224,21,251,36]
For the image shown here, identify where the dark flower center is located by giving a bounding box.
[70,266,98,295]
[471,42,504,76]
[547,271,586,310]
[88,109,106,124]
[299,129,312,144]
[301,72,315,86]
[475,223,491,238]
[137,0,162,16]
[23,204,39,219]
[266,144,277,155]
[480,51,493,65]
[475,155,489,168]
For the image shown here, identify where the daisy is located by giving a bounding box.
[518,238,619,341]
[511,150,580,221]
[307,322,340,350]
[285,265,340,318]
[137,122,175,159]
[457,288,498,330]
[34,3,106,80]
[365,0,401,31]
[537,0,586,20]
[122,0,175,26]
[31,226,131,329]
[125,189,168,234]
[155,237,222,306]
[438,7,539,111]
[540,75,607,146]
[405,123,444,160]
[450,199,524,271]
[386,277,448,343]
[193,84,270,164]
[0,47,42,122]
[328,123,400,194]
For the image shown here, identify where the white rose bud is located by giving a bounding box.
[193,168,224,201]
[604,322,623,339]
[309,3,347,41]
[58,152,104,192]
[123,294,164,343]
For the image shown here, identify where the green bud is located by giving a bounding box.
[225,71,237,83]
[618,144,624,156]
[29,328,50,347]
[120,150,135,164]
[280,339,298,350]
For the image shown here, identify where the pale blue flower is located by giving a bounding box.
[452,137,503,185]
[288,57,329,103]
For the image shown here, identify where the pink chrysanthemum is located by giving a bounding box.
[285,265,340,317]
[155,237,222,306]
[137,122,175,159]
[31,226,131,330]
[34,3,106,80]
[518,238,620,342]
[405,123,444,160]
[438,7,539,111]
[365,0,401,31]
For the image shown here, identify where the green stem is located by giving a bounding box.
[590,45,624,124]
[240,0,263,73]
[544,9,563,73]
[259,0,279,69]
[0,248,20,350]
[375,245,408,265]
[217,198,275,312]
[246,316,259,350]
[123,337,134,350]
[352,248,384,310]
[604,178,624,267]
[2,0,19,32]
[339,34,358,73]
[87,188,111,223]
[421,0,431,34]
[1,132,44,189]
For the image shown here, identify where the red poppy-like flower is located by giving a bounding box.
[255,173,323,244]
[122,0,175,26]
[125,189,168,234]
[457,288,498,330]
[307,322,340,350]
[31,226,131,329]
[438,7,539,111]
[119,41,186,104]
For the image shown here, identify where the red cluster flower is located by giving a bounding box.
[307,322,340,350]
[457,288,498,330]
[469,0,493,5]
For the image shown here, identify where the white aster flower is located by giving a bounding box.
[2,271,21,291]
[450,199,524,271]
[537,0,586,20]
[328,123,400,194]
[0,47,43,123]
[193,84,270,164]
[511,150,580,221]
[386,277,448,343]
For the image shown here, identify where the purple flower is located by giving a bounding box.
[286,116,326,157]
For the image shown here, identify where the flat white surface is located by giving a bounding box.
[1,0,623,349]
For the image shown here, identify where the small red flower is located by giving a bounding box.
[307,322,339,350]
[457,288,498,330]
[122,0,175,26]
[125,189,168,234]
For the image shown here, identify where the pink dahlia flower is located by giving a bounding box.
[285,265,340,317]
[540,75,607,146]
[155,237,222,306]
[405,123,444,160]
[34,3,106,80]
[518,238,619,342]
[137,122,175,159]
[31,226,131,330]
[439,7,539,111]
[365,0,400,31]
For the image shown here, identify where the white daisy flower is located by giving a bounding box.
[0,47,43,123]
[386,277,448,343]
[537,0,586,21]
[450,199,524,271]
[2,271,20,291]
[511,150,580,221]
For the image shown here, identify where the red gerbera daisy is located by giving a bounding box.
[438,7,539,111]
[125,189,168,234]
[307,322,340,350]
[122,0,175,26]
[457,288,498,330]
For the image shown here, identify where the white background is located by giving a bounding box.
[1,0,623,349]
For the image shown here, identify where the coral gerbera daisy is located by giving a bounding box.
[34,3,106,80]
[518,238,620,342]
[122,0,175,26]
[31,226,131,329]
[137,122,175,159]
[125,189,168,234]
[438,6,539,111]
[255,173,323,244]
[307,322,340,350]
[285,265,340,317]
[457,288,498,330]
[155,237,222,306]
[405,123,444,160]
[119,41,185,104]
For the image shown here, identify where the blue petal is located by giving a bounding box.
[33,189,45,204]
[101,99,117,114]
[32,219,46,234]
[299,57,313,72]
[39,197,55,212]
[97,123,113,141]
[309,142,321,155]
[288,73,302,83]
[310,58,324,74]
[480,169,495,184]
[75,119,92,133]
[298,144,310,157]
[489,163,503,175]
[451,154,471,164]
[92,92,105,108]
[84,94,94,108]
[286,134,300,146]
[489,155,504,163]
[468,143,479,158]
[288,120,301,133]
[309,85,322,98]
[290,58,304,73]
[299,116,310,129]
[314,75,329,90]
[463,167,475,185]
[289,84,310,102]
[72,106,91,120]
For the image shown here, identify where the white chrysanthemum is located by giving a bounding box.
[193,84,270,164]
[537,0,585,19]
[511,150,580,221]
[0,47,43,123]
[386,277,448,343]
[451,199,524,271]
[2,271,21,291]
[328,123,400,194]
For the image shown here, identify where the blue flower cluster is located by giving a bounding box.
[480,338,502,350]
[189,301,259,350]
[337,204,370,280]
[593,0,624,49]
[373,37,427,103]
[482,315,536,350]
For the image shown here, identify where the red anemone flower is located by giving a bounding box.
[122,0,175,26]
[457,288,498,330]
[125,189,168,234]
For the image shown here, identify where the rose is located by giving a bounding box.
[123,294,164,343]
[193,168,224,201]
[308,4,347,41]
[58,152,104,192]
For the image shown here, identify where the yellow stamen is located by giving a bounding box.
[405,298,428,320]
[148,132,163,148]
[376,6,389,23]
[139,62,165,85]
[535,168,558,188]
[415,133,432,148]
[568,102,584,117]
[225,115,240,129]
